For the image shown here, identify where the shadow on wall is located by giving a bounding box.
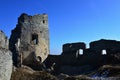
[44,39,120,75]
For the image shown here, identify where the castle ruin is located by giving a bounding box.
[44,39,120,75]
[9,13,49,67]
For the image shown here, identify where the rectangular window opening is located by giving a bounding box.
[79,49,83,55]
[32,34,38,45]
[43,20,45,24]
[102,49,107,55]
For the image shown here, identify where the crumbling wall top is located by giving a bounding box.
[63,42,86,52]
[17,13,48,29]
[90,39,120,50]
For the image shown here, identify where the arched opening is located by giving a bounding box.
[36,56,42,63]
[102,49,107,55]
[79,49,83,55]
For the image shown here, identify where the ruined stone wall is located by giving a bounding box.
[44,39,120,75]
[52,39,120,66]
[0,30,9,49]
[60,39,120,65]
[60,42,86,65]
[44,55,61,72]
[0,30,12,80]
[90,39,120,54]
[9,13,49,67]
[63,42,86,52]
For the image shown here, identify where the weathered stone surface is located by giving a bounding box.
[0,30,9,49]
[9,13,49,67]
[0,49,12,80]
[0,30,12,80]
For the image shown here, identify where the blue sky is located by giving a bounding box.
[0,0,120,54]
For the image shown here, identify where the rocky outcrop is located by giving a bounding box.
[9,13,49,67]
[0,31,12,80]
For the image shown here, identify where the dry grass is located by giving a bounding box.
[10,65,120,80]
[101,65,120,70]
[89,65,120,77]
[101,65,120,77]
[11,66,58,80]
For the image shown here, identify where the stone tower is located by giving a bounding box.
[9,13,49,67]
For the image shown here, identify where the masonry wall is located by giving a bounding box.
[0,30,9,49]
[44,39,120,75]
[9,13,49,67]
[90,39,120,54]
